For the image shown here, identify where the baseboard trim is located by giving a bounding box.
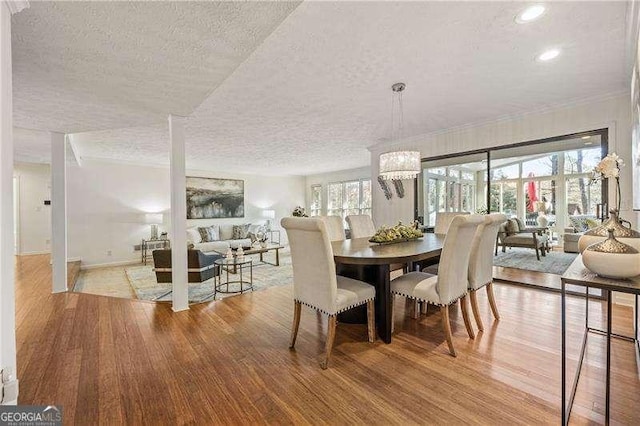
[81,259,140,270]
[17,250,50,256]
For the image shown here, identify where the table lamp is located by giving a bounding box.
[144,213,163,240]
[262,209,275,230]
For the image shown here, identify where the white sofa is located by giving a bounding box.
[187,223,260,254]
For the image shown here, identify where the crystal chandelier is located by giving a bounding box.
[378,83,421,181]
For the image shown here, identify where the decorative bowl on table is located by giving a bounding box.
[582,229,640,279]
[369,222,423,245]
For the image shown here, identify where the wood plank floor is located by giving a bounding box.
[15,254,640,425]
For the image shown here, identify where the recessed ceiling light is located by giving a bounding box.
[537,49,560,62]
[516,5,546,23]
[584,141,593,145]
[581,135,591,140]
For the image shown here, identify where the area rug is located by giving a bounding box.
[125,248,293,303]
[493,247,577,275]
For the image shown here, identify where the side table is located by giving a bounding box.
[141,238,170,265]
[268,229,281,245]
[214,257,253,296]
[560,255,640,425]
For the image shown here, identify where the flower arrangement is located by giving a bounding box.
[590,153,624,211]
[369,221,423,244]
[256,231,269,243]
[292,206,308,217]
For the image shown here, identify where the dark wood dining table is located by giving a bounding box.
[331,234,446,343]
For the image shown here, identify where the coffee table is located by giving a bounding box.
[213,244,284,273]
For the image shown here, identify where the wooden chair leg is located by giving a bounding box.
[321,315,337,369]
[289,301,302,349]
[441,305,456,357]
[486,282,501,320]
[469,290,484,332]
[411,299,420,319]
[366,300,376,343]
[535,246,540,260]
[460,295,475,339]
[420,301,428,315]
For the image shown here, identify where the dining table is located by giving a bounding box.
[331,234,446,343]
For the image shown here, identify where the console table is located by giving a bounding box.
[560,255,640,425]
[141,238,170,265]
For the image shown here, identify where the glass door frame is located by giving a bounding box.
[415,128,609,224]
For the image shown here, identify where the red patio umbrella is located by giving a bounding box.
[526,172,538,212]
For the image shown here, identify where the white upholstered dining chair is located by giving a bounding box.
[346,215,376,239]
[319,215,346,241]
[390,215,484,357]
[281,217,376,369]
[433,211,470,234]
[468,213,507,331]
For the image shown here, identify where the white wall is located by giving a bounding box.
[67,159,305,268]
[305,166,371,215]
[13,162,51,255]
[370,93,636,230]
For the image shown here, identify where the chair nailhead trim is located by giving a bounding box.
[390,290,468,307]
[294,298,375,316]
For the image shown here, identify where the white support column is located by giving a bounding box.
[0,0,28,405]
[51,132,67,293]
[169,115,188,312]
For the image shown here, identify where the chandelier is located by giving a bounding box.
[378,83,421,181]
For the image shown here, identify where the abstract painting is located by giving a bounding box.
[186,177,244,219]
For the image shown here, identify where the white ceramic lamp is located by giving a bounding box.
[144,213,163,240]
[262,209,275,230]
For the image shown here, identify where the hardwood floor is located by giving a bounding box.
[15,255,640,424]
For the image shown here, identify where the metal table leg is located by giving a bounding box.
[605,289,612,425]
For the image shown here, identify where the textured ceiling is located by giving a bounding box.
[11,1,300,132]
[14,128,78,165]
[13,1,629,176]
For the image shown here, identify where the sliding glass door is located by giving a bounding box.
[418,132,607,240]
[417,153,487,227]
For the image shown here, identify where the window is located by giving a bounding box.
[491,164,519,180]
[522,154,558,177]
[490,181,517,217]
[327,182,343,218]
[420,157,483,227]
[325,179,372,223]
[310,185,322,216]
[564,148,601,174]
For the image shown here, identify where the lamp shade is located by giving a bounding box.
[379,151,421,180]
[262,209,276,219]
[144,213,163,224]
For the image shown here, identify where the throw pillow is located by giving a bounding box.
[232,224,251,239]
[498,223,508,242]
[514,218,526,232]
[505,219,519,236]
[207,225,220,241]
[198,227,211,242]
[186,228,202,244]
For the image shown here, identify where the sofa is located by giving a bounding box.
[186,222,267,254]
[563,215,599,253]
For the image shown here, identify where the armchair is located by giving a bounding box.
[152,249,222,284]
[495,218,550,261]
